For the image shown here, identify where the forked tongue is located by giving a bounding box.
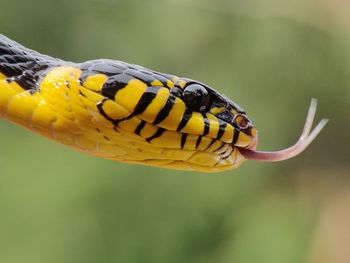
[239,99,328,162]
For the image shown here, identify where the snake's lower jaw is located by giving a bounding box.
[114,149,245,173]
[233,128,258,162]
[189,148,247,173]
[236,137,258,162]
[246,133,258,151]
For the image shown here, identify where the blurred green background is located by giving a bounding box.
[0,1,349,262]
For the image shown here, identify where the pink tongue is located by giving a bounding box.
[239,99,328,162]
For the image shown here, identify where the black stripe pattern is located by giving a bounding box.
[153,93,176,125]
[232,129,240,145]
[202,113,210,136]
[100,73,134,99]
[181,134,188,149]
[134,121,146,135]
[0,35,62,91]
[177,109,192,131]
[146,128,165,142]
[132,86,160,115]
[216,120,227,140]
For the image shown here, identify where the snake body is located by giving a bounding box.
[0,35,327,173]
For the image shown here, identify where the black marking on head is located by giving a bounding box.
[133,86,160,115]
[135,121,146,135]
[146,128,165,142]
[241,126,253,136]
[181,134,188,149]
[205,139,216,151]
[170,87,183,98]
[195,136,202,149]
[158,72,176,80]
[151,73,170,86]
[97,98,134,125]
[96,99,114,122]
[112,114,135,126]
[89,61,124,76]
[124,69,175,88]
[210,92,245,114]
[217,121,227,140]
[174,78,188,88]
[154,71,175,80]
[215,110,234,124]
[213,142,226,153]
[138,69,153,76]
[153,93,176,125]
[177,109,192,131]
[80,60,127,74]
[201,113,210,136]
[232,129,239,145]
[104,136,110,141]
[125,69,158,86]
[101,73,134,100]
[79,60,177,92]
[181,77,246,114]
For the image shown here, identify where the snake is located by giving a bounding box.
[0,34,328,173]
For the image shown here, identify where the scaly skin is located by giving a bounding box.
[7,34,326,173]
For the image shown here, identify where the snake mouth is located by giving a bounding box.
[238,99,328,162]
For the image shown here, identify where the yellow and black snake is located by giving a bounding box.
[0,34,328,172]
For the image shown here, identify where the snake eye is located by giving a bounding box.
[183,84,210,112]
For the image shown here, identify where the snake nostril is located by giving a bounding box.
[235,114,251,130]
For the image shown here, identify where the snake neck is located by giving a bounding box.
[0,34,63,90]
[0,35,72,138]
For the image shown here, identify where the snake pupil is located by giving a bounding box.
[182,84,210,112]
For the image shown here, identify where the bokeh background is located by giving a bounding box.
[0,1,349,262]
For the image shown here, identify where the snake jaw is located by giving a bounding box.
[238,99,328,162]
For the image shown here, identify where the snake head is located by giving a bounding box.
[140,78,327,171]
[176,79,258,150]
[76,60,328,172]
[141,78,260,172]
[78,59,327,172]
